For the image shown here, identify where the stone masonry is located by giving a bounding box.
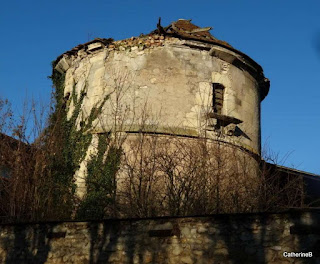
[53,19,270,198]
[0,210,319,263]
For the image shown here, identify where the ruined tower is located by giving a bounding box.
[54,19,269,211]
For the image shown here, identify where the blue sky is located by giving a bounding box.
[1,0,320,174]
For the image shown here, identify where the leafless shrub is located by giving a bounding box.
[0,97,53,222]
[258,144,305,211]
[118,129,305,218]
[0,71,306,223]
[119,132,266,217]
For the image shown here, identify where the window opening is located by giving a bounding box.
[212,83,225,114]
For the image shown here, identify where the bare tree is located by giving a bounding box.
[118,127,305,218]
[258,144,305,211]
[0,97,56,222]
[0,64,306,223]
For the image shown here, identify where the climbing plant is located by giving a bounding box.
[76,133,122,219]
[48,62,122,220]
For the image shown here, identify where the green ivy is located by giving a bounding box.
[77,134,122,219]
[47,68,78,219]
[48,62,121,220]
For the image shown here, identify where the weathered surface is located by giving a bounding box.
[54,20,269,200]
[0,210,319,263]
[58,35,266,153]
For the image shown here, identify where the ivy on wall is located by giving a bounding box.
[48,62,121,220]
[77,133,122,219]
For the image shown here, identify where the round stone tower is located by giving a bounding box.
[54,19,269,206]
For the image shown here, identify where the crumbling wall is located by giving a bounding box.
[57,36,263,155]
[54,34,266,201]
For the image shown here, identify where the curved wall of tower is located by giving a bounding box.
[54,21,269,201]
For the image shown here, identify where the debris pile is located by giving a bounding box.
[110,34,167,51]
[55,19,233,63]
[153,18,232,48]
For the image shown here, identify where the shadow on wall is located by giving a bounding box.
[88,220,172,263]
[291,212,320,263]
[199,212,319,264]
[86,213,320,264]
[89,222,121,263]
[0,211,320,263]
[3,224,54,264]
[85,212,320,264]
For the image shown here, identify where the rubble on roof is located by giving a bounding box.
[54,38,114,64]
[55,19,234,65]
[53,19,271,100]
[152,18,233,48]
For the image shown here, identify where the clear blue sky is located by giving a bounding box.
[1,0,320,174]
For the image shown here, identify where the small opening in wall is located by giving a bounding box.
[212,83,225,114]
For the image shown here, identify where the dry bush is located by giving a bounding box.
[118,131,306,218]
[0,94,79,223]
[0,86,306,222]
[258,146,305,211]
[0,92,306,223]
[0,98,54,222]
[118,133,264,218]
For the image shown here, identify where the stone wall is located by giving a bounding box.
[56,36,266,199]
[58,36,264,155]
[0,210,319,263]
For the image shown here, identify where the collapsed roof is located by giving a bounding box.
[55,18,233,62]
[153,18,232,48]
[53,18,269,100]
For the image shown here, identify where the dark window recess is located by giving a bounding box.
[149,229,174,237]
[47,232,67,239]
[212,83,225,114]
[148,224,180,238]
